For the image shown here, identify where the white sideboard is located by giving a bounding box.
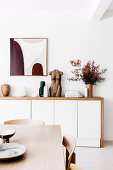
[0,97,103,147]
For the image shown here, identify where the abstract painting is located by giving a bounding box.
[10,38,48,76]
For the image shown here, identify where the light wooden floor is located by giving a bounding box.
[76,141,113,170]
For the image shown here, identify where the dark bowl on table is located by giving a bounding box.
[0,129,16,143]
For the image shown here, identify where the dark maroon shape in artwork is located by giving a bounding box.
[10,38,24,75]
[32,63,43,76]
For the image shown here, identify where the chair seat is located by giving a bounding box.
[70,163,83,170]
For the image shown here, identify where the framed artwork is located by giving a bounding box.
[10,38,48,76]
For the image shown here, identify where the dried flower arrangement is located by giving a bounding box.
[69,59,107,85]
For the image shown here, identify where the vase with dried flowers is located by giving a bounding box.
[68,59,107,97]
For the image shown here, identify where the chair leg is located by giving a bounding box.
[71,152,76,164]
[66,149,69,169]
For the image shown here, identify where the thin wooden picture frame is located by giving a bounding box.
[10,38,48,76]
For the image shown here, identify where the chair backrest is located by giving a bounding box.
[69,163,83,170]
[63,135,76,169]
[4,119,45,126]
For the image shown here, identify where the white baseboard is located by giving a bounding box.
[76,138,100,147]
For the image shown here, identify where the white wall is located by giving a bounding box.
[0,11,112,140]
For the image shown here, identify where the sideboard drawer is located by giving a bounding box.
[55,100,78,137]
[78,100,101,139]
[0,100,31,123]
[32,100,54,124]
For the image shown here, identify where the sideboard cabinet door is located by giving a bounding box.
[55,100,77,137]
[32,100,54,125]
[78,101,101,139]
[0,100,31,124]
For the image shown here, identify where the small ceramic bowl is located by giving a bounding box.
[0,129,16,143]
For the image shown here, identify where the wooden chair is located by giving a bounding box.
[63,135,76,170]
[69,164,83,170]
[4,119,45,125]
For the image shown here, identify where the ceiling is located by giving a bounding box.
[0,0,112,20]
[0,0,99,11]
[107,0,113,9]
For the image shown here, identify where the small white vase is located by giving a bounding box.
[15,86,27,97]
[44,86,48,97]
[84,88,88,97]
[32,93,38,97]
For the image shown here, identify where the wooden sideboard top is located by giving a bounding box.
[0,96,104,100]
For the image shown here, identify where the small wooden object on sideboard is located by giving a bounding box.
[1,84,10,96]
[49,70,63,97]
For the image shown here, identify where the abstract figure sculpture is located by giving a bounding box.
[49,70,63,97]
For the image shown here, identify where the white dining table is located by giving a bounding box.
[0,125,65,170]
